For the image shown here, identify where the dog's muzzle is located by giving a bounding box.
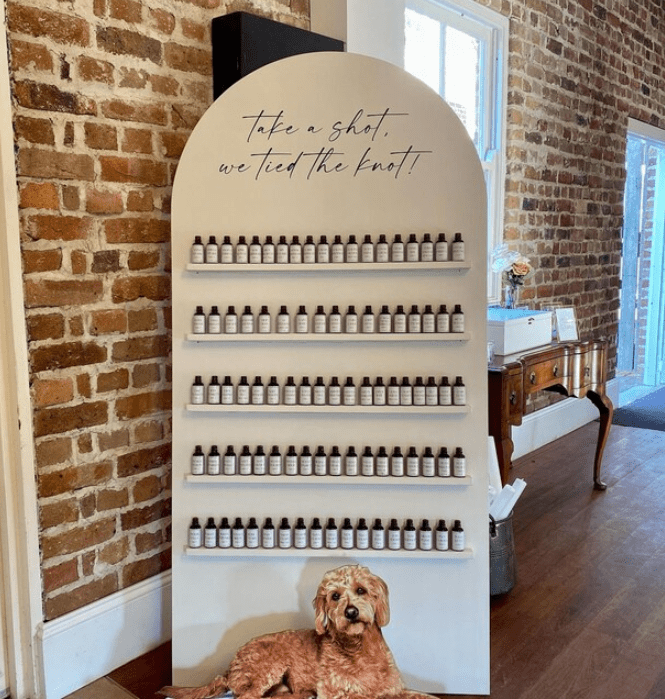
[344,605,360,621]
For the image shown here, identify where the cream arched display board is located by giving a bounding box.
[171,52,489,695]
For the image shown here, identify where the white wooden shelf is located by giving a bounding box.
[186,404,471,415]
[184,474,473,486]
[186,332,471,343]
[186,261,470,273]
[185,546,473,559]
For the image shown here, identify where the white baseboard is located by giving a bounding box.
[38,570,172,699]
[512,378,619,460]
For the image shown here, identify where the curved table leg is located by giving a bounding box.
[492,434,514,486]
[586,390,613,490]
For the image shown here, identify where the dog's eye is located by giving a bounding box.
[331,592,340,601]
[356,587,366,595]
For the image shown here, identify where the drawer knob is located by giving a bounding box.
[553,365,559,377]
[509,391,517,405]
[585,366,591,377]
[530,372,536,384]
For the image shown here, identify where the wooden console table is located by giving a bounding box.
[488,340,613,490]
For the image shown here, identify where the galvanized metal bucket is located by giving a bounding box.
[490,512,516,595]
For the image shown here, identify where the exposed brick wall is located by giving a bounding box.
[8,0,310,620]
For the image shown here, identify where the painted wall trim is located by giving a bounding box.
[512,378,620,462]
[38,571,172,699]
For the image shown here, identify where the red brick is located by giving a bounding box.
[92,250,121,273]
[18,148,94,181]
[43,560,79,594]
[100,156,168,185]
[77,55,114,85]
[77,428,93,451]
[20,182,59,210]
[42,517,117,559]
[149,75,179,97]
[33,378,74,408]
[98,429,130,452]
[44,574,118,620]
[119,67,149,90]
[97,368,130,392]
[84,122,118,150]
[35,437,73,467]
[122,128,153,154]
[97,487,129,511]
[25,279,103,308]
[112,334,169,362]
[40,499,79,529]
[135,529,165,554]
[117,443,171,477]
[90,309,127,335]
[109,0,142,23]
[164,42,211,76]
[11,40,54,72]
[121,550,169,587]
[104,217,169,243]
[115,390,171,421]
[14,81,96,116]
[98,537,130,565]
[149,8,175,34]
[27,214,93,241]
[31,341,107,372]
[111,275,170,303]
[101,99,167,126]
[128,250,160,271]
[7,4,90,46]
[181,19,206,42]
[62,186,81,211]
[133,474,161,503]
[160,132,188,159]
[22,249,62,274]
[39,461,113,498]
[132,363,161,388]
[127,190,153,212]
[27,313,66,342]
[71,250,87,275]
[96,26,161,64]
[86,189,123,214]
[134,420,165,444]
[120,500,170,531]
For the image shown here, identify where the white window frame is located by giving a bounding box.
[405,0,509,301]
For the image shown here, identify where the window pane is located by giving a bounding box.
[444,26,481,149]
[404,8,441,94]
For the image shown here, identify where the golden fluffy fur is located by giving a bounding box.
[161,565,434,699]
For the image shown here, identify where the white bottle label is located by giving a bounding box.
[329,314,342,333]
[345,315,358,333]
[284,385,296,405]
[206,454,220,475]
[267,385,280,405]
[207,384,220,404]
[400,386,413,406]
[435,241,448,261]
[345,455,358,476]
[191,245,204,264]
[423,314,435,333]
[394,315,407,333]
[222,385,234,404]
[346,244,359,263]
[218,527,231,548]
[372,529,385,549]
[391,456,404,477]
[258,315,271,333]
[453,386,466,405]
[376,243,389,263]
[406,456,419,477]
[296,315,308,333]
[276,245,289,263]
[232,528,245,548]
[277,315,291,333]
[332,245,344,263]
[406,243,419,262]
[246,527,259,548]
[192,314,206,333]
[299,386,311,405]
[376,456,389,476]
[201,526,215,548]
[413,386,426,406]
[329,454,342,476]
[191,384,204,404]
[237,385,249,404]
[421,243,434,262]
[317,245,329,263]
[299,455,313,475]
[253,455,266,475]
[439,385,452,405]
[221,245,233,263]
[341,528,354,549]
[294,528,308,549]
[361,456,374,476]
[314,315,326,333]
[290,246,302,263]
[303,245,316,263]
[387,385,400,405]
[329,385,341,405]
[325,528,338,549]
[452,242,465,261]
[404,530,417,550]
[453,456,466,477]
[310,528,323,548]
[241,316,254,333]
[236,245,248,263]
[425,386,438,406]
[391,244,404,262]
[438,456,451,477]
[436,530,449,551]
[452,530,465,551]
[314,455,327,475]
[452,313,465,333]
[269,456,282,475]
[408,315,421,333]
[191,454,205,475]
[379,314,392,333]
[262,246,275,264]
[188,527,202,548]
[388,529,401,550]
[262,528,275,548]
[419,530,433,550]
[225,315,238,334]
[208,315,221,334]
[360,386,373,406]
[279,528,292,548]
[437,313,450,333]
[373,385,386,405]
[343,386,356,405]
[239,454,252,475]
[361,244,374,262]
[249,246,262,264]
[356,528,369,549]
[422,456,435,477]
[223,455,236,475]
[313,385,326,405]
[205,244,219,263]
[285,454,298,475]
[362,315,375,333]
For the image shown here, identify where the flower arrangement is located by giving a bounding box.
[491,245,533,309]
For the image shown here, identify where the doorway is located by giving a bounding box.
[618,119,665,405]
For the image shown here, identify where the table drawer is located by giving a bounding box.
[525,357,566,391]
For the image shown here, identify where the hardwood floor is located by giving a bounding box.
[95,422,665,699]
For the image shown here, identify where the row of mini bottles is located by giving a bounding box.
[191,375,466,407]
[191,232,465,265]
[188,516,466,552]
[192,303,465,335]
[192,444,467,477]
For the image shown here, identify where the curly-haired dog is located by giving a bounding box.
[161,564,434,699]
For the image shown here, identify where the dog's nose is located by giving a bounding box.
[345,605,359,621]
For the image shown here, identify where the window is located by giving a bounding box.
[404,0,508,300]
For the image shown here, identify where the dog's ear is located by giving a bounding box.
[313,587,328,635]
[372,574,390,627]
